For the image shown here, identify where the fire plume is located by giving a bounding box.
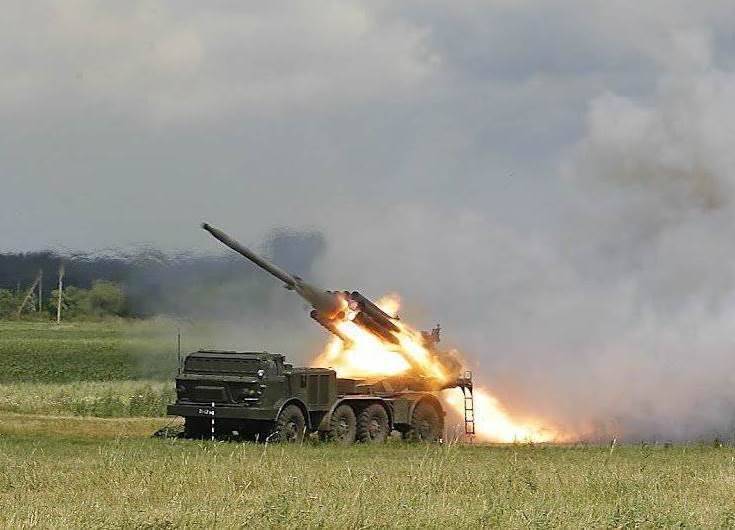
[444,387,561,443]
[311,293,565,443]
[313,294,449,382]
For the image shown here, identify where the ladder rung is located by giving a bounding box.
[463,381,475,437]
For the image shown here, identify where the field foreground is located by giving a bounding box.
[2,320,735,527]
[1,414,735,528]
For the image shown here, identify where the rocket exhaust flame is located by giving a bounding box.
[313,295,567,443]
[444,387,562,443]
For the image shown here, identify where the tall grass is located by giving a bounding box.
[0,381,174,417]
[0,422,734,528]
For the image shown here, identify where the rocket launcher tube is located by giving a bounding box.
[202,222,345,318]
[350,291,400,333]
[202,223,296,287]
[352,311,399,345]
[310,310,351,343]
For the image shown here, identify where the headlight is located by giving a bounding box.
[257,369,265,378]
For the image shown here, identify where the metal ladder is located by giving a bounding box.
[462,370,475,440]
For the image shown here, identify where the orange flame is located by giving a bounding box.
[312,293,566,443]
[313,294,448,382]
[443,387,563,443]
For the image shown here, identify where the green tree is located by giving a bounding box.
[48,286,89,319]
[0,289,20,318]
[0,288,40,319]
[86,281,125,316]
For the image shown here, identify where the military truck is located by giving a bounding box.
[167,349,465,443]
[166,224,475,442]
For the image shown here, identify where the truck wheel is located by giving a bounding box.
[328,404,357,444]
[274,404,306,443]
[356,404,389,443]
[405,401,443,442]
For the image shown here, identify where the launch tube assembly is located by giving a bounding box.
[202,222,406,346]
[202,222,345,319]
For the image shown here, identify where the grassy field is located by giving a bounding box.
[0,320,175,419]
[3,319,735,527]
[0,320,177,383]
[1,415,735,528]
[0,381,174,417]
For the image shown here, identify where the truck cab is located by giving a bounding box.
[168,350,337,440]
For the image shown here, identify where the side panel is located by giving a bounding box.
[391,398,412,426]
[167,403,276,421]
[291,370,337,411]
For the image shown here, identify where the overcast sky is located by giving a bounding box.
[2,0,728,253]
[5,1,735,439]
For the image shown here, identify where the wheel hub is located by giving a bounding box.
[368,419,380,438]
[284,421,298,440]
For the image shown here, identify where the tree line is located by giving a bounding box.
[0,230,326,321]
[0,280,126,320]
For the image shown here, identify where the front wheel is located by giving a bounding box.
[356,403,390,443]
[273,404,306,442]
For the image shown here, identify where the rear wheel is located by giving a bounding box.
[273,404,306,442]
[405,401,443,442]
[328,404,357,444]
[356,403,390,443]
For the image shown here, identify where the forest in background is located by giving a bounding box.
[0,229,325,320]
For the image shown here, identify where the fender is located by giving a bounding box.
[274,397,311,429]
[409,394,444,420]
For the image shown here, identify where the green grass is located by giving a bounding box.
[3,319,735,527]
[0,381,174,417]
[0,320,177,418]
[0,417,734,528]
[0,320,178,382]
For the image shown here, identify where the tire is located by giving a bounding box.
[273,404,306,443]
[327,404,357,444]
[356,403,390,443]
[405,401,444,442]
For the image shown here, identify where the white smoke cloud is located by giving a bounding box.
[496,30,735,440]
[313,27,735,441]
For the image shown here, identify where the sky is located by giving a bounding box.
[6,0,729,253]
[4,0,735,440]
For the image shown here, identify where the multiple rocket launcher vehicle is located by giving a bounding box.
[165,224,473,443]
